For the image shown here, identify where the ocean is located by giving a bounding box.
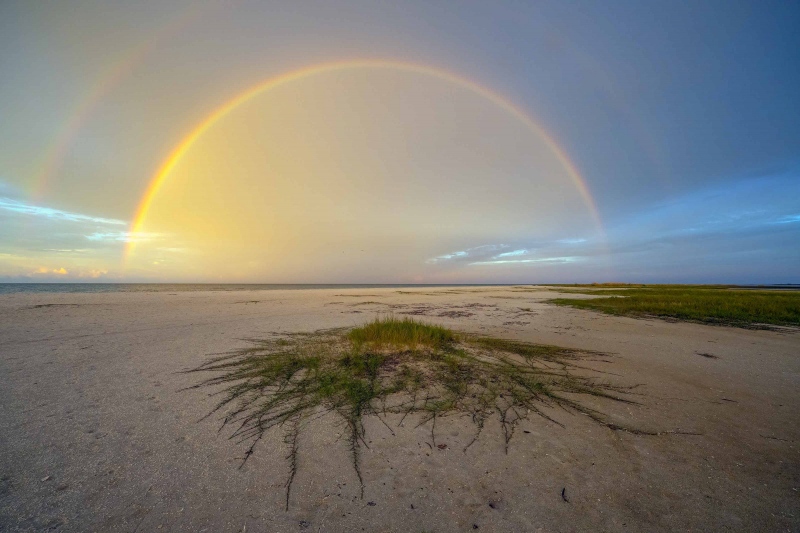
[0,283,503,295]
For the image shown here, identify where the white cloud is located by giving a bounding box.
[0,197,125,225]
[775,214,800,225]
[494,249,528,258]
[85,231,161,243]
[469,256,578,266]
[427,244,508,264]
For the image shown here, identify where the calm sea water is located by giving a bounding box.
[2,283,795,295]
[0,283,501,295]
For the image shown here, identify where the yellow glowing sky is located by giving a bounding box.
[126,67,596,282]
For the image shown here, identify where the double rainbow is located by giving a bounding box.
[125,59,603,260]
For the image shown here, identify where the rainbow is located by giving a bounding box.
[29,2,218,200]
[126,59,604,259]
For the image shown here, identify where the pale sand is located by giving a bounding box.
[0,286,798,532]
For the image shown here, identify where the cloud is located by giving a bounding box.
[33,267,68,276]
[0,262,114,281]
[775,214,800,225]
[494,249,528,258]
[426,244,509,264]
[0,189,135,280]
[85,231,161,243]
[427,240,591,267]
[421,171,799,282]
[0,197,125,225]
[606,172,800,247]
[470,256,577,266]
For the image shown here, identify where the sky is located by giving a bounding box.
[0,0,798,284]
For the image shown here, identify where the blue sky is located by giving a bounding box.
[0,0,798,283]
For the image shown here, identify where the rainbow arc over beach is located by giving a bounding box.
[125,60,604,267]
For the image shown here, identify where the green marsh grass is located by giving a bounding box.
[548,287,800,327]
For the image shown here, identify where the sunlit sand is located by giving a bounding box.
[1,286,797,531]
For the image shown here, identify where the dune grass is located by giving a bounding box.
[348,315,456,350]
[186,317,642,508]
[548,287,800,328]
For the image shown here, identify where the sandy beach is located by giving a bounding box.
[1,286,798,532]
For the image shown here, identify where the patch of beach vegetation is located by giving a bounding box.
[186,316,645,508]
[547,286,800,328]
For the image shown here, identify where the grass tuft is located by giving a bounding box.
[348,315,456,350]
[186,318,645,508]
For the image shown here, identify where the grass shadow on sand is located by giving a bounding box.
[184,316,651,509]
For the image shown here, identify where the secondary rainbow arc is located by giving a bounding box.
[28,2,218,200]
[125,59,604,261]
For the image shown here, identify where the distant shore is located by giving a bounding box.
[0,282,514,295]
[1,282,798,296]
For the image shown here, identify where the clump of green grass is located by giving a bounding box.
[348,315,455,350]
[548,288,800,328]
[186,318,643,508]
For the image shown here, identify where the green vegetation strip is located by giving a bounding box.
[548,287,800,328]
[185,317,642,508]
